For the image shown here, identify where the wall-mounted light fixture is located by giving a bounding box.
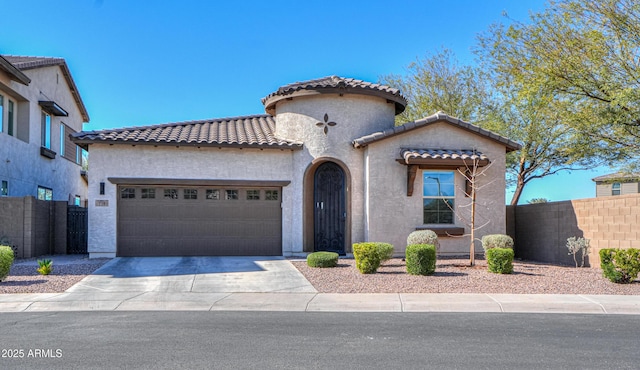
[99,182,105,195]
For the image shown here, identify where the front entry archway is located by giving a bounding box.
[313,162,346,254]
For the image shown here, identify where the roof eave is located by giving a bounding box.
[0,56,31,85]
[70,138,303,151]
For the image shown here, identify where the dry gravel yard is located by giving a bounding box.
[291,257,640,295]
[1,256,639,295]
[0,257,109,294]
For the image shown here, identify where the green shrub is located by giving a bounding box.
[486,247,514,274]
[0,245,15,282]
[600,248,640,284]
[481,234,514,253]
[37,259,54,275]
[405,244,436,276]
[352,243,382,274]
[306,252,339,268]
[407,230,440,252]
[376,243,394,262]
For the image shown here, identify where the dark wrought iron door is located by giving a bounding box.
[314,162,346,254]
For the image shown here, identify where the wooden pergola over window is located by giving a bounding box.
[397,149,490,196]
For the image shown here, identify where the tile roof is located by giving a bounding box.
[352,111,522,152]
[71,114,303,150]
[0,55,30,85]
[262,75,407,115]
[1,55,90,122]
[401,149,489,164]
[592,172,640,182]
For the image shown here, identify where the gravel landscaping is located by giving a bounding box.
[0,257,109,294]
[291,257,640,295]
[2,255,639,295]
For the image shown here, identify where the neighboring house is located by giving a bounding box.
[72,76,520,258]
[0,55,89,205]
[593,173,640,197]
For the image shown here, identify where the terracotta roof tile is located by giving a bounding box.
[71,114,303,150]
[262,75,407,115]
[401,149,489,163]
[352,111,522,152]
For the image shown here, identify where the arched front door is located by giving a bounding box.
[313,162,346,254]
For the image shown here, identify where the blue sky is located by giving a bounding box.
[1,0,611,203]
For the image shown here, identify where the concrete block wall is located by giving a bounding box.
[0,197,67,258]
[507,193,640,267]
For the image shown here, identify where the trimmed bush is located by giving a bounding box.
[600,248,640,284]
[405,244,436,276]
[481,234,514,253]
[407,230,440,252]
[0,245,15,282]
[306,252,339,268]
[486,247,514,274]
[376,243,394,263]
[352,243,382,274]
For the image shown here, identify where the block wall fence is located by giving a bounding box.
[507,193,640,268]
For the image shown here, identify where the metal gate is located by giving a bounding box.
[67,206,88,254]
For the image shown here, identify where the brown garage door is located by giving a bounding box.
[117,186,282,256]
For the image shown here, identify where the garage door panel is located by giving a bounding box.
[117,186,282,256]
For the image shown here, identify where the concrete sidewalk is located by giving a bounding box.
[0,292,639,314]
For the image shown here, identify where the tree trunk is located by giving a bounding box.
[510,179,525,206]
[470,179,476,266]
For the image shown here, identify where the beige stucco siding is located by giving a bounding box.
[364,122,508,255]
[87,144,295,258]
[275,94,397,249]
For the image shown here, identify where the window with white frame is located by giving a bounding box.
[422,171,455,224]
[0,94,16,136]
[41,112,51,149]
[74,195,81,206]
[1,181,7,196]
[60,124,66,156]
[612,182,621,196]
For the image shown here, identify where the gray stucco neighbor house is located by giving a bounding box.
[0,55,89,204]
[73,76,520,258]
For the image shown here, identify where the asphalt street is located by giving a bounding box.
[1,311,638,369]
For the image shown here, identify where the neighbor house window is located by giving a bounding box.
[7,100,14,136]
[0,94,3,133]
[1,181,7,196]
[74,196,81,206]
[184,189,198,199]
[60,124,66,156]
[164,189,178,199]
[246,190,260,200]
[423,171,455,224]
[37,186,53,201]
[225,190,238,200]
[41,112,51,149]
[120,188,135,199]
[265,190,279,201]
[612,182,621,196]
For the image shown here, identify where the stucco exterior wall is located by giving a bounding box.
[87,144,295,257]
[364,122,508,255]
[595,182,639,197]
[275,94,396,250]
[0,65,87,203]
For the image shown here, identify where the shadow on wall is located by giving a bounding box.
[506,201,587,267]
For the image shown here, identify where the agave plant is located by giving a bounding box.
[36,259,53,275]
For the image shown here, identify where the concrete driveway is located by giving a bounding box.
[67,257,317,294]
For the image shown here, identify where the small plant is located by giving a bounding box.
[0,245,15,282]
[566,236,590,268]
[600,248,640,284]
[376,243,394,263]
[486,247,514,274]
[352,243,382,274]
[407,230,440,253]
[36,259,53,275]
[306,252,339,268]
[481,234,514,254]
[405,244,436,276]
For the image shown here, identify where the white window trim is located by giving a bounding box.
[422,170,456,225]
